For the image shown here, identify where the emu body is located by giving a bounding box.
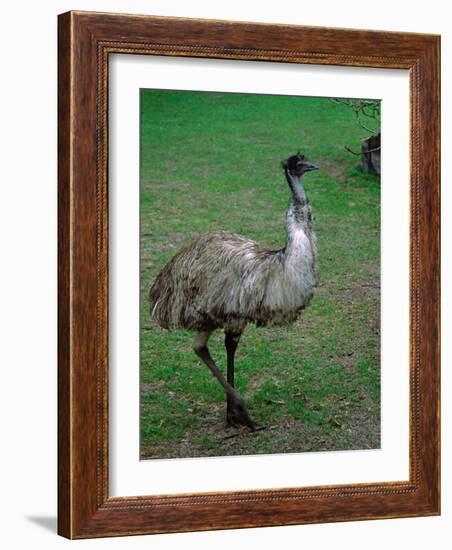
[149,153,319,428]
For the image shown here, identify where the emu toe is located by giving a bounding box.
[227,398,256,430]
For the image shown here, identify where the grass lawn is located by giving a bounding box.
[140,90,380,459]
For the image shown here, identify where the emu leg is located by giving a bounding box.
[225,331,241,427]
[193,331,255,430]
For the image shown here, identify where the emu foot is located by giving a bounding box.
[226,397,256,430]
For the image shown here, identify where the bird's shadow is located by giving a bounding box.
[26,515,57,533]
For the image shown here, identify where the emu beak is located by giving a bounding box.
[304,162,319,172]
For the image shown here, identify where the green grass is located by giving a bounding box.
[140,90,380,458]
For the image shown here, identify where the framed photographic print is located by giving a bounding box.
[58,11,440,538]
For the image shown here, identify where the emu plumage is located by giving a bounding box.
[149,153,319,429]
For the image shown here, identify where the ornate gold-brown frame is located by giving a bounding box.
[58,11,440,538]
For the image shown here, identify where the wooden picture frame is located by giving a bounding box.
[58,11,440,539]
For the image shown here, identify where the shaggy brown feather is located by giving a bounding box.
[150,176,318,333]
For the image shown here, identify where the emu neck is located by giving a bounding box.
[286,201,311,249]
[284,171,313,255]
[285,170,307,206]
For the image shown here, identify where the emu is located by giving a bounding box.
[149,153,319,429]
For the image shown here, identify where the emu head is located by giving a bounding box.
[283,152,318,177]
